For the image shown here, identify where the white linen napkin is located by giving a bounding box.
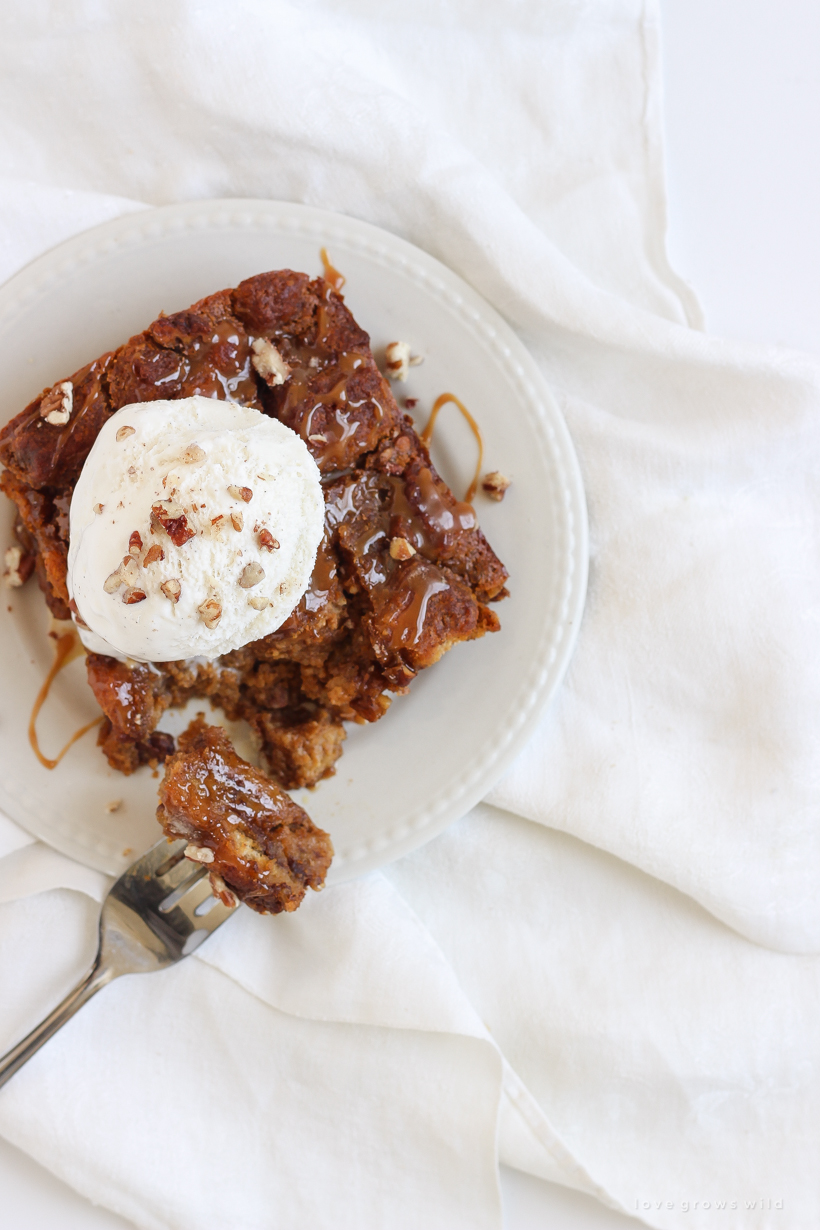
[1,1,819,1226]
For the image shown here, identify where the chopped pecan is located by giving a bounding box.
[239,562,265,588]
[40,381,73,426]
[184,844,214,864]
[227,485,253,503]
[160,578,181,603]
[104,555,139,594]
[389,537,416,561]
[3,545,34,588]
[181,443,206,465]
[209,870,238,908]
[385,341,411,381]
[198,595,222,629]
[250,337,291,387]
[151,501,196,546]
[121,556,140,586]
[384,342,423,382]
[482,471,511,501]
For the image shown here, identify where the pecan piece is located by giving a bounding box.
[209,871,238,908]
[103,568,124,594]
[482,471,511,501]
[389,537,416,561]
[103,555,139,593]
[3,545,34,588]
[250,337,291,387]
[184,844,214,864]
[239,562,265,589]
[160,578,181,603]
[258,529,279,551]
[40,381,73,426]
[151,501,196,546]
[198,595,222,629]
[227,485,253,503]
[384,342,423,382]
[120,556,140,586]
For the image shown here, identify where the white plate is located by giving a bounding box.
[0,200,587,882]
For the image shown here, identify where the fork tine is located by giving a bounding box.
[127,836,186,878]
[157,856,208,893]
[167,875,237,932]
[163,871,213,919]
[191,898,237,932]
[144,849,239,935]
[156,864,208,914]
[153,847,188,880]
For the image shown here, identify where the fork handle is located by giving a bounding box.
[0,960,115,1090]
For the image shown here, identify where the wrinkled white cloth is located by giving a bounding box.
[1,2,819,1227]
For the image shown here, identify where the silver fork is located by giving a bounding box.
[0,836,237,1089]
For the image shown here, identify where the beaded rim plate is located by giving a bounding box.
[0,199,588,881]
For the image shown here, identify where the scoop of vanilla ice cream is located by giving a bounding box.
[67,397,325,662]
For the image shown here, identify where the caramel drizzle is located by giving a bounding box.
[303,541,338,613]
[420,392,484,503]
[383,562,450,651]
[320,248,346,294]
[28,630,102,770]
[183,320,257,402]
[282,349,372,468]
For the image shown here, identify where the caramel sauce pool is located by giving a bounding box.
[420,392,484,503]
[29,629,101,770]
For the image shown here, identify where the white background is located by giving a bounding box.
[2,1,817,1225]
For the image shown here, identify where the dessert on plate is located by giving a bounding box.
[0,267,508,912]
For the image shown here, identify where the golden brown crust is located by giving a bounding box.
[157,719,333,915]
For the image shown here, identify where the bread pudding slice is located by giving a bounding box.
[158,718,333,915]
[0,268,508,788]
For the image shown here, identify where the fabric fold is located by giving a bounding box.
[1,0,818,1225]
